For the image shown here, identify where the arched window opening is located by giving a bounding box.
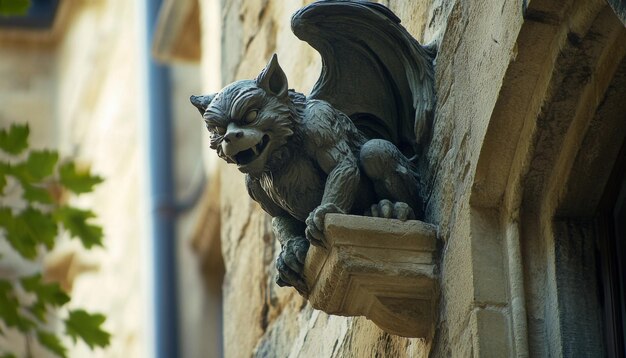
[598,139,626,358]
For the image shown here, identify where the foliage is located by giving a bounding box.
[0,0,30,16]
[0,124,110,357]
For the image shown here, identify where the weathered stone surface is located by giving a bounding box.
[304,214,437,337]
[207,0,439,356]
[253,305,431,358]
[198,0,626,357]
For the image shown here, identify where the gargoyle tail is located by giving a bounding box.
[292,0,436,157]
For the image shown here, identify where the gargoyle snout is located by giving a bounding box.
[221,123,265,159]
[223,130,244,143]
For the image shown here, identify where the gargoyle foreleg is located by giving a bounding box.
[272,216,309,293]
[360,139,424,219]
[306,141,361,247]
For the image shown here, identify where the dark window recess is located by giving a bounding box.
[0,0,59,29]
[598,138,626,358]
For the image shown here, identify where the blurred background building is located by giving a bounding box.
[1,0,625,357]
[1,0,216,356]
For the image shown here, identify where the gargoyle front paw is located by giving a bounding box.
[365,199,416,221]
[275,236,309,294]
[305,203,344,248]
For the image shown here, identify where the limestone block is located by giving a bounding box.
[304,214,438,338]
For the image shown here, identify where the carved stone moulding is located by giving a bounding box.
[304,214,438,338]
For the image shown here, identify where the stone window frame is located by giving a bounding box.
[470,0,626,356]
[597,141,626,357]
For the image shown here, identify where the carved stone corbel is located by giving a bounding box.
[304,214,438,338]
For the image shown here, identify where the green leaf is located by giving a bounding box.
[59,162,103,194]
[22,183,52,204]
[0,280,22,329]
[21,274,70,306]
[25,150,59,181]
[8,150,59,185]
[37,330,68,358]
[64,310,111,349]
[0,161,8,193]
[0,353,17,358]
[0,207,11,227]
[55,207,103,248]
[0,123,28,155]
[2,207,58,259]
[22,275,70,322]
[0,0,31,16]
[1,210,37,259]
[0,280,34,332]
[22,207,58,250]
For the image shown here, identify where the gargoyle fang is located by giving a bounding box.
[234,134,270,165]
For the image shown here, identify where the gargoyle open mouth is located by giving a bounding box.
[234,135,270,165]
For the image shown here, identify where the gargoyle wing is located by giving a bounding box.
[291,0,435,157]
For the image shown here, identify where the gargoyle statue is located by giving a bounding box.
[190,0,435,294]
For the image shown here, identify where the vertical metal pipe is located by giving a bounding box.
[142,0,179,357]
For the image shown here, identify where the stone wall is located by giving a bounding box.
[0,43,56,149]
[198,0,626,356]
[196,0,436,354]
[196,0,526,356]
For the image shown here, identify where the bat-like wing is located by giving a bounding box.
[291,0,435,157]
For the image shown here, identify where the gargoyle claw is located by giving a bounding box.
[366,200,416,221]
[275,262,307,294]
[275,237,309,294]
[282,237,309,273]
[305,203,344,247]
[305,223,325,248]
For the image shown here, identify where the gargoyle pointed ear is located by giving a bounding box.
[190,94,216,115]
[256,54,288,99]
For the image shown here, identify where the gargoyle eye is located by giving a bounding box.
[244,110,258,124]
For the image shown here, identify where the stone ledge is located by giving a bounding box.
[304,214,438,338]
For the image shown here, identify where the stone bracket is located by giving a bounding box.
[304,214,438,338]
